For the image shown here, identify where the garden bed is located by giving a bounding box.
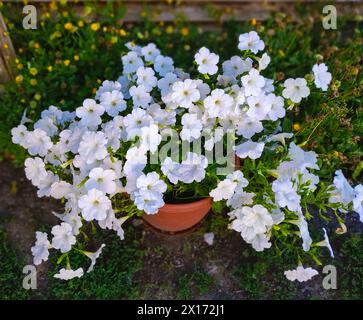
[1,160,362,299]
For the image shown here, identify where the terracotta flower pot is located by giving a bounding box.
[142,156,241,233]
[142,197,213,233]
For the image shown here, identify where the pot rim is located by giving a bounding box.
[161,196,212,210]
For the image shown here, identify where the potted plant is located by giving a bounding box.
[12,32,362,281]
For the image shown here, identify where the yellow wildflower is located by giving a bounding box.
[119,29,127,37]
[29,67,38,76]
[15,75,23,83]
[111,36,118,44]
[63,59,70,66]
[180,27,189,37]
[34,93,41,101]
[78,20,84,28]
[293,123,301,131]
[17,63,23,70]
[74,54,80,61]
[47,65,53,72]
[251,18,257,26]
[166,26,173,34]
[90,22,100,32]
[30,79,37,86]
[64,22,73,31]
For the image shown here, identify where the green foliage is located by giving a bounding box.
[233,247,298,299]
[335,233,363,299]
[0,225,30,300]
[46,226,143,299]
[177,268,215,299]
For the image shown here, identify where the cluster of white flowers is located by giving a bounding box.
[12,31,361,281]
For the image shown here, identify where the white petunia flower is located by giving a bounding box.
[204,89,233,119]
[141,43,160,62]
[204,232,215,246]
[129,85,152,108]
[241,68,265,97]
[267,94,285,121]
[282,78,310,103]
[312,63,332,91]
[161,157,180,184]
[34,117,58,137]
[100,90,126,117]
[157,72,178,96]
[122,51,144,74]
[78,188,112,221]
[123,146,147,177]
[258,53,271,71]
[140,124,162,153]
[54,267,84,280]
[24,157,47,186]
[11,124,29,148]
[246,93,272,120]
[25,129,53,156]
[31,231,51,265]
[238,31,265,54]
[51,222,76,253]
[134,190,165,215]
[76,99,105,128]
[250,233,272,252]
[284,266,318,282]
[171,79,200,109]
[178,152,208,183]
[78,131,108,164]
[227,170,249,188]
[295,213,312,252]
[288,142,319,170]
[328,170,355,206]
[136,67,158,92]
[222,56,252,77]
[84,244,106,273]
[353,184,363,222]
[37,171,59,197]
[85,167,117,195]
[180,113,203,142]
[194,47,219,75]
[123,107,153,140]
[210,179,237,201]
[154,55,174,76]
[231,205,273,242]
[136,172,167,195]
[236,115,263,139]
[267,133,293,146]
[235,140,265,160]
[272,178,301,212]
[227,191,255,209]
[50,181,72,199]
[95,80,122,100]
[316,228,335,258]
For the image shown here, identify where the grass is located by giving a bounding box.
[177,268,215,300]
[45,227,144,299]
[0,224,30,300]
[232,231,363,299]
